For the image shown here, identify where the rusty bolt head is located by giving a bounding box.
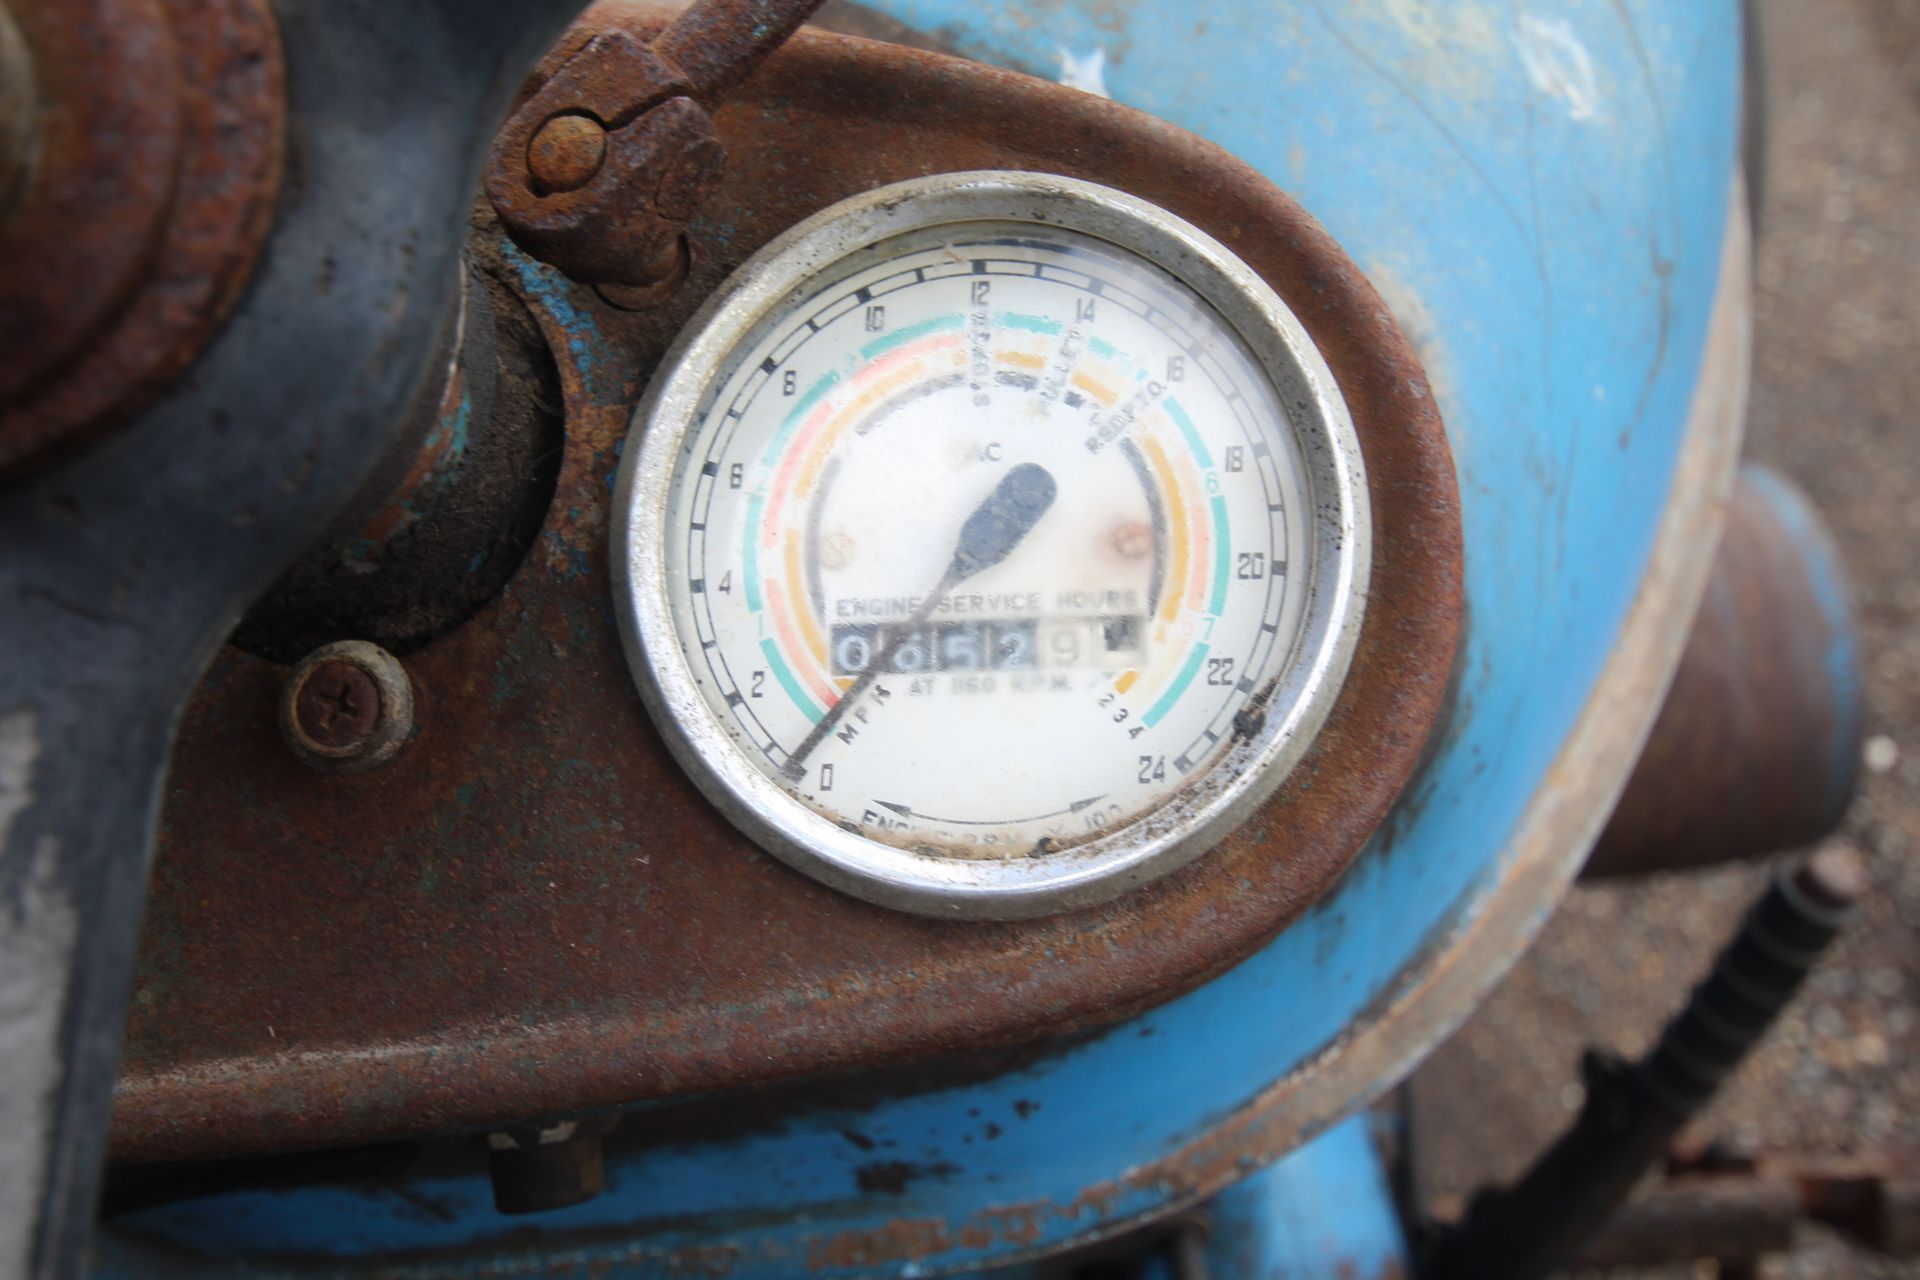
[279,640,413,774]
[295,662,380,748]
[527,113,607,195]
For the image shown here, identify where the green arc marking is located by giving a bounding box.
[1208,495,1231,615]
[743,493,765,612]
[1163,396,1213,469]
[761,371,841,467]
[995,309,1063,336]
[860,312,963,360]
[761,637,823,724]
[1144,496,1230,728]
[1145,643,1209,728]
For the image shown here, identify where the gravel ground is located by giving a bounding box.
[1405,1,1920,1276]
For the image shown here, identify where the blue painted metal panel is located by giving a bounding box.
[978,1115,1409,1280]
[1199,1114,1411,1279]
[102,2,1742,1274]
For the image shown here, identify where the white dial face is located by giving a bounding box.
[621,175,1367,917]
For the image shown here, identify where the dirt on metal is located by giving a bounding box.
[118,9,1461,1162]
[229,265,568,666]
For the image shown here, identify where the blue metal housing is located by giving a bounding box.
[102,1,1744,1274]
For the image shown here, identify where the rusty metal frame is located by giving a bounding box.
[116,14,1462,1162]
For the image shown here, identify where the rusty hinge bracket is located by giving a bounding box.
[485,0,826,289]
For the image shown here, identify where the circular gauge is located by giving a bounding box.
[615,172,1369,919]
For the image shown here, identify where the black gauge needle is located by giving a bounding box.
[782,463,1057,780]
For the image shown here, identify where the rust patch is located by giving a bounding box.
[798,1199,1055,1272]
[0,0,285,476]
[0,0,183,412]
[117,8,1463,1163]
[1585,470,1861,877]
[1108,519,1154,561]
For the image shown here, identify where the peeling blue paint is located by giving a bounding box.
[1198,1113,1411,1277]
[505,237,615,403]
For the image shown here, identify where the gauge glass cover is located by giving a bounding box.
[615,173,1369,918]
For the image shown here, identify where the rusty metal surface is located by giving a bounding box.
[649,0,826,101]
[0,0,282,476]
[0,0,183,409]
[1787,1158,1920,1257]
[1587,467,1863,878]
[810,0,971,56]
[0,0,582,1268]
[229,266,568,666]
[0,2,40,215]
[1571,1176,1802,1268]
[116,12,1462,1163]
[485,0,825,286]
[1568,1151,1920,1269]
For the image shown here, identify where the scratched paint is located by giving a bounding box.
[1055,46,1110,97]
[1515,14,1603,122]
[0,709,69,1280]
[0,835,71,1280]
[0,707,37,854]
[505,238,614,404]
[102,1,1742,1274]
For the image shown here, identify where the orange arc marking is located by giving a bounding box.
[766,580,837,709]
[784,535,828,667]
[1071,371,1118,405]
[791,354,942,499]
[763,336,963,537]
[1170,444,1212,607]
[1141,432,1191,628]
